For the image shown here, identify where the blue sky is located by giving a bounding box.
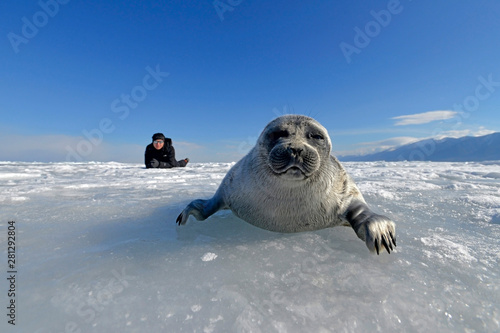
[2,0,500,163]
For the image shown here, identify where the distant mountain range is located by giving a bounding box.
[339,132,500,162]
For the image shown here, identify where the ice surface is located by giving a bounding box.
[1,161,499,332]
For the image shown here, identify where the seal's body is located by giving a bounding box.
[177,115,396,254]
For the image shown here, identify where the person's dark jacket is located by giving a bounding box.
[145,138,184,168]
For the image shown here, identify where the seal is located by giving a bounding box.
[176,115,396,254]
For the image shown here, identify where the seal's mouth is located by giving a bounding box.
[283,165,305,174]
[276,165,307,180]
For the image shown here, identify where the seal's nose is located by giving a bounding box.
[288,147,303,157]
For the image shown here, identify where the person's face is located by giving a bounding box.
[153,140,164,150]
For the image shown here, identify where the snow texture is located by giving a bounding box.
[1,161,499,332]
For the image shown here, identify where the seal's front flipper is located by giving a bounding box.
[344,200,396,254]
[176,195,225,225]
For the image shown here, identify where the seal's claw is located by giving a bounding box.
[391,232,397,247]
[382,235,391,253]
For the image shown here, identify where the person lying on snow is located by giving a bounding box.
[145,133,189,169]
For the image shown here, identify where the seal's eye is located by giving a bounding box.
[309,133,324,140]
[269,130,289,142]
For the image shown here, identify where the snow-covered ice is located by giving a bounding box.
[1,161,499,332]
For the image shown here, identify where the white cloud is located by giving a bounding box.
[392,110,458,126]
[358,136,419,148]
[335,136,420,156]
[434,127,496,140]
[473,127,496,136]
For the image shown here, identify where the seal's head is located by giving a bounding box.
[257,115,332,181]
